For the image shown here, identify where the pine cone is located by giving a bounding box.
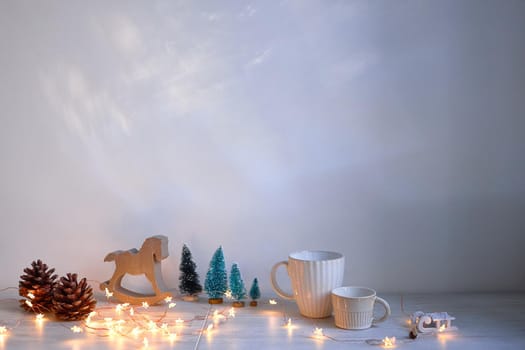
[53,273,97,321]
[19,259,58,313]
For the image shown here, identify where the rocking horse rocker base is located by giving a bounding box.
[100,280,172,306]
[101,235,173,305]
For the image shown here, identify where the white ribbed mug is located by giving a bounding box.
[270,251,344,318]
[331,286,391,330]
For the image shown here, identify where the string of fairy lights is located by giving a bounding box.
[0,287,457,349]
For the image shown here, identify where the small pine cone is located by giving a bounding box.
[53,273,97,321]
[19,259,58,313]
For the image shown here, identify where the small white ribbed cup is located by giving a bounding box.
[271,251,344,318]
[331,286,391,330]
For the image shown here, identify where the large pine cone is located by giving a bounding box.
[53,273,97,321]
[19,259,58,313]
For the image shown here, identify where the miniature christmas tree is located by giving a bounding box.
[249,278,261,306]
[229,263,246,307]
[204,246,228,304]
[178,244,202,301]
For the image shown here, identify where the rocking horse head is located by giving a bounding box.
[141,235,169,262]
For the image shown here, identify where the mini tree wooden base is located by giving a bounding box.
[250,300,258,307]
[232,301,245,308]
[182,295,199,302]
[208,298,223,304]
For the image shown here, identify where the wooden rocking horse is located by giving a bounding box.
[100,235,172,305]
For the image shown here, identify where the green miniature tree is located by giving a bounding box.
[204,246,228,303]
[249,278,261,306]
[229,263,246,307]
[178,244,202,300]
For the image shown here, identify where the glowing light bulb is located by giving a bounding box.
[142,301,149,309]
[143,337,149,348]
[382,336,396,348]
[129,307,135,316]
[147,320,158,333]
[168,302,176,309]
[169,333,177,344]
[0,326,7,335]
[286,318,293,328]
[132,327,142,338]
[25,300,33,308]
[71,326,83,333]
[164,296,172,303]
[224,290,232,299]
[206,324,213,333]
[36,314,44,322]
[313,327,324,339]
[229,307,236,318]
[105,288,113,299]
[269,299,277,305]
[439,324,446,332]
[27,292,35,299]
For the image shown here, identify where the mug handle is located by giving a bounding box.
[372,297,391,324]
[270,261,294,300]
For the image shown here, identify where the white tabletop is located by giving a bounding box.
[0,292,524,349]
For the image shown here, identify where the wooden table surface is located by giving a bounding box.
[0,291,524,349]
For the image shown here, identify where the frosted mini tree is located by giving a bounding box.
[229,263,246,307]
[178,244,202,301]
[249,278,261,306]
[204,246,228,304]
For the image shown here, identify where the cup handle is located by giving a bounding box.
[270,261,294,300]
[372,297,391,324]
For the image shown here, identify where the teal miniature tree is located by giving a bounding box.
[249,278,261,306]
[178,244,202,300]
[229,263,246,307]
[204,246,228,304]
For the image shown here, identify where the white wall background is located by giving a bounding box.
[1,0,524,294]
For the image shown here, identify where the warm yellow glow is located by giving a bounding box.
[382,336,396,348]
[147,320,158,333]
[164,296,172,303]
[36,314,44,322]
[212,310,225,323]
[160,323,169,334]
[0,327,7,348]
[229,307,236,318]
[313,327,324,339]
[129,307,135,316]
[104,317,114,327]
[105,288,113,298]
[224,290,232,299]
[168,302,176,309]
[115,304,124,314]
[438,331,455,345]
[269,299,277,305]
[85,311,97,325]
[142,301,149,309]
[70,326,83,333]
[27,292,35,299]
[143,337,149,348]
[115,319,125,333]
[439,324,446,332]
[25,300,33,308]
[286,318,293,329]
[132,327,142,338]
[206,324,214,333]
[169,333,177,344]
[175,318,184,326]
